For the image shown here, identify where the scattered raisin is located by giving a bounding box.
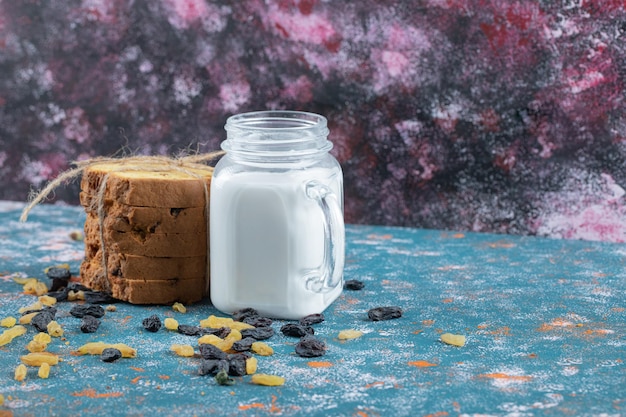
[31,308,57,333]
[344,279,365,290]
[295,335,326,358]
[142,315,162,332]
[199,359,229,376]
[83,291,116,304]
[242,316,273,327]
[240,327,274,341]
[232,337,256,352]
[70,304,105,318]
[232,308,258,322]
[227,357,247,376]
[177,324,204,336]
[280,323,314,338]
[101,348,122,363]
[299,313,324,326]
[80,316,100,333]
[46,267,71,280]
[199,343,228,360]
[367,306,403,321]
[202,326,231,339]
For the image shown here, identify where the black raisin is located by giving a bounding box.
[69,304,105,318]
[177,324,204,336]
[80,315,100,333]
[227,357,247,376]
[142,314,162,332]
[31,308,57,333]
[240,327,274,340]
[215,369,235,385]
[67,282,90,292]
[201,326,231,339]
[367,306,403,321]
[299,313,325,326]
[344,279,365,290]
[232,308,259,322]
[47,288,69,302]
[199,344,228,360]
[280,323,314,338]
[46,267,71,280]
[199,359,229,376]
[242,316,273,327]
[232,337,256,352]
[295,335,327,358]
[101,348,122,363]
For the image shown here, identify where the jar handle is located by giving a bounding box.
[303,181,345,293]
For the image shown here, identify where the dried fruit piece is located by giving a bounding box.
[199,359,229,376]
[24,280,48,296]
[240,327,274,340]
[0,325,27,346]
[226,328,242,342]
[70,304,105,318]
[251,342,274,356]
[228,356,247,376]
[171,344,195,357]
[172,302,187,313]
[26,340,47,353]
[19,301,43,314]
[280,323,314,338]
[242,316,273,327]
[101,348,122,363]
[232,308,259,322]
[14,364,27,381]
[33,332,52,344]
[38,362,50,379]
[199,343,228,360]
[440,333,466,347]
[232,337,256,352]
[367,306,403,321]
[215,369,235,385]
[75,342,136,358]
[80,316,101,333]
[177,324,204,336]
[250,374,285,386]
[1,316,17,327]
[142,315,162,332]
[38,295,57,306]
[246,357,258,374]
[344,279,365,290]
[31,308,57,333]
[105,305,117,312]
[299,313,325,326]
[47,321,63,337]
[200,315,254,331]
[21,352,60,366]
[295,335,326,358]
[19,312,38,325]
[164,317,179,330]
[338,329,364,340]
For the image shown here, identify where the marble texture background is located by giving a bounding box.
[1,1,625,242]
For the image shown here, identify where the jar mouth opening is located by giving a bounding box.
[225,110,328,132]
[223,111,332,159]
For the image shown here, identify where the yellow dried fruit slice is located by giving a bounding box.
[26,340,48,353]
[172,302,187,313]
[14,364,27,381]
[12,276,37,285]
[197,334,222,345]
[251,342,274,356]
[19,301,43,314]
[199,315,254,331]
[246,357,258,375]
[21,352,60,366]
[38,362,51,379]
[0,325,27,346]
[225,328,242,342]
[164,318,179,331]
[337,329,364,340]
[34,332,52,344]
[170,344,195,357]
[250,374,285,386]
[440,333,466,347]
[38,295,57,306]
[19,312,38,325]
[75,342,137,358]
[1,316,17,328]
[47,321,64,337]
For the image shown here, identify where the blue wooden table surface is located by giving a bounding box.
[1,201,625,417]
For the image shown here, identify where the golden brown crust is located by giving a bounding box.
[80,162,212,208]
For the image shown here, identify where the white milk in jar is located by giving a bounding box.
[210,111,344,319]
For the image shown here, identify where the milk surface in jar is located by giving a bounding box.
[210,111,344,320]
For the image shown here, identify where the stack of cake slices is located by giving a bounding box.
[79,162,212,304]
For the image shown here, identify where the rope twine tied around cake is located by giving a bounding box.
[20,152,224,293]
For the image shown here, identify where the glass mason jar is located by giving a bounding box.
[210,110,344,319]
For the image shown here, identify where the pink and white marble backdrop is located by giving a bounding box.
[1,1,625,242]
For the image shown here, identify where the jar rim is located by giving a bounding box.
[225,110,328,132]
